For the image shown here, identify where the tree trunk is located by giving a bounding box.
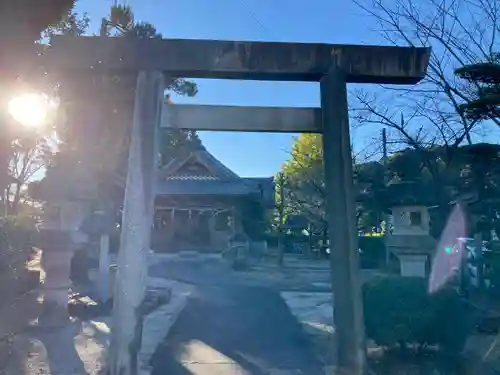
[277,173,285,266]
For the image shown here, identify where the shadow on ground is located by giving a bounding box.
[151,284,324,375]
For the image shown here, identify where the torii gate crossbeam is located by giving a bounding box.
[48,35,430,375]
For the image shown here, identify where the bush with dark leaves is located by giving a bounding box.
[363,276,472,355]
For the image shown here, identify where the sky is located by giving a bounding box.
[73,0,386,177]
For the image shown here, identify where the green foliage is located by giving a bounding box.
[159,128,202,167]
[0,214,39,313]
[355,161,388,233]
[281,132,500,240]
[280,134,325,227]
[358,236,386,268]
[0,0,75,43]
[99,5,200,168]
[240,200,267,241]
[37,4,200,203]
[280,134,388,233]
[455,59,500,120]
[363,277,471,355]
[0,214,37,285]
[43,8,89,38]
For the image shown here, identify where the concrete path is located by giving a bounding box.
[149,257,324,375]
[151,285,323,375]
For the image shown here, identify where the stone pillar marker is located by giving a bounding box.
[48,36,430,375]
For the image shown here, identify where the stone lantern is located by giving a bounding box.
[386,180,437,277]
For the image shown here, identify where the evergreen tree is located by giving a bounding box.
[455,55,500,120]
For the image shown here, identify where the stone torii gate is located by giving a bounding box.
[48,36,430,375]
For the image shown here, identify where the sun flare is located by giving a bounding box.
[8,93,51,128]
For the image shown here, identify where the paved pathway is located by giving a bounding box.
[149,258,324,375]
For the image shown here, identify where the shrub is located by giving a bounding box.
[1,214,36,250]
[0,214,39,302]
[363,276,471,355]
[358,236,386,268]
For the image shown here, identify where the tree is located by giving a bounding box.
[159,128,202,166]
[455,57,500,120]
[282,125,500,240]
[0,1,85,200]
[351,0,500,240]
[353,0,500,154]
[281,134,389,234]
[0,0,75,44]
[6,136,51,214]
[0,0,76,80]
[100,5,197,97]
[39,5,199,201]
[159,97,202,166]
[1,6,89,211]
[355,161,388,233]
[100,6,200,167]
[281,134,326,229]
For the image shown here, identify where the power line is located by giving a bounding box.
[237,0,273,36]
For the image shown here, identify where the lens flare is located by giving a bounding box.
[8,93,49,128]
[429,204,467,294]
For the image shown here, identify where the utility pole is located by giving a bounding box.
[277,172,285,266]
[382,128,390,266]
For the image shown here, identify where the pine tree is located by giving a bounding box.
[455,55,500,120]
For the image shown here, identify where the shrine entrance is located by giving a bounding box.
[49,35,430,375]
[153,207,232,251]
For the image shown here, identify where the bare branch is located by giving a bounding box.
[352,0,499,159]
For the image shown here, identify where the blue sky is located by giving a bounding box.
[74,0,384,177]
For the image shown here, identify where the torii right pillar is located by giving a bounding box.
[321,68,365,374]
[320,54,430,374]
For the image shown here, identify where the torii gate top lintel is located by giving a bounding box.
[49,35,430,84]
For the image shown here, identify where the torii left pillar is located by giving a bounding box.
[108,70,164,375]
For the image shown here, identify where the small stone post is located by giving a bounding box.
[99,233,110,302]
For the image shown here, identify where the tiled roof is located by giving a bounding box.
[164,175,220,181]
[158,145,240,182]
[112,146,275,205]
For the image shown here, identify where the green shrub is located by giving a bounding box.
[363,276,471,355]
[0,214,39,302]
[358,236,386,268]
[1,214,36,250]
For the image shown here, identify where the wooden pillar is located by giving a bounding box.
[209,210,215,247]
[170,208,175,242]
[320,68,365,375]
[170,208,175,229]
[109,71,164,375]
